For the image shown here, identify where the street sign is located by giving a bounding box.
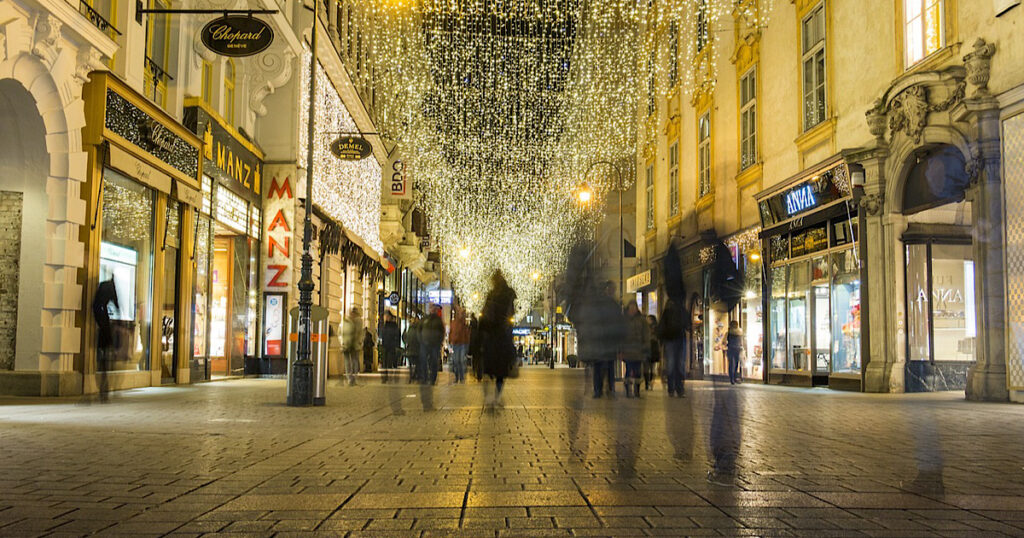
[330,136,373,160]
[201,15,274,57]
[388,291,400,304]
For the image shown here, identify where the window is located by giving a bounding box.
[905,0,944,66]
[740,68,758,170]
[144,0,171,107]
[696,0,710,53]
[668,142,679,216]
[801,3,827,131]
[645,165,655,230]
[668,20,679,88]
[646,47,656,116]
[224,59,236,125]
[906,242,976,362]
[698,112,712,198]
[201,60,212,105]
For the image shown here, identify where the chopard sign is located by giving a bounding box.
[201,16,274,57]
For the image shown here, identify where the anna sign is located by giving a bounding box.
[201,15,274,57]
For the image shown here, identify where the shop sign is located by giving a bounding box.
[384,151,412,200]
[201,15,274,57]
[785,184,817,215]
[512,327,532,336]
[555,323,572,331]
[263,293,285,356]
[626,270,651,293]
[388,291,401,304]
[105,89,199,180]
[759,162,850,227]
[330,136,373,160]
[185,104,263,198]
[263,170,294,290]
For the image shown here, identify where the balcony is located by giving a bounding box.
[78,1,121,41]
[143,55,173,107]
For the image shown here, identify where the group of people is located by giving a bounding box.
[355,271,519,407]
[571,279,699,399]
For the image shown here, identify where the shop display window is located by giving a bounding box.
[832,216,858,247]
[770,234,789,262]
[769,265,787,369]
[742,255,763,378]
[792,223,828,257]
[159,200,181,383]
[906,242,976,362]
[831,249,861,374]
[192,215,212,362]
[99,168,155,372]
[787,261,810,371]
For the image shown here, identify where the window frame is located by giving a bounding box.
[695,0,710,53]
[668,141,680,217]
[903,0,946,68]
[800,2,827,132]
[645,164,656,230]
[144,0,172,107]
[697,112,712,198]
[668,20,679,88]
[739,66,758,171]
[224,59,236,125]
[201,59,212,106]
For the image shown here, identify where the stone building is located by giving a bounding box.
[634,0,1024,401]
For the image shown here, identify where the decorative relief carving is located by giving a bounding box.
[889,85,930,143]
[963,38,996,97]
[246,48,296,117]
[31,13,62,68]
[859,193,884,217]
[74,48,105,85]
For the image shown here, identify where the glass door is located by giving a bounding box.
[159,200,181,384]
[787,261,810,371]
[811,283,831,376]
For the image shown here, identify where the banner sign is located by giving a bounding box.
[201,15,274,57]
[184,104,263,200]
[384,151,412,200]
[330,136,373,160]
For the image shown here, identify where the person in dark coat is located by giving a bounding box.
[621,301,650,398]
[645,314,660,390]
[469,313,481,380]
[480,270,517,407]
[379,312,401,383]
[362,328,375,373]
[91,277,119,402]
[659,297,688,397]
[403,313,421,383]
[585,281,625,398]
[726,320,744,384]
[419,304,445,385]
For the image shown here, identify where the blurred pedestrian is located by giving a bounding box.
[574,280,624,398]
[646,314,660,391]
[469,313,481,380]
[379,311,401,383]
[341,306,363,386]
[659,296,688,397]
[620,301,650,398]
[362,327,375,373]
[91,277,119,403]
[420,304,445,385]
[726,320,744,384]
[449,303,470,383]
[403,312,421,383]
[480,271,517,408]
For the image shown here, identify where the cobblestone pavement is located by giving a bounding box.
[2,367,1024,537]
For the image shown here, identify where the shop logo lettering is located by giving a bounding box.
[215,142,258,192]
[201,16,274,58]
[785,184,817,216]
[265,175,293,289]
[138,118,176,153]
[390,159,407,195]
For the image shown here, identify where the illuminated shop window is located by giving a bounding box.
[905,0,944,67]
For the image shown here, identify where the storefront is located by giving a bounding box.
[698,228,764,381]
[81,73,203,391]
[756,158,862,390]
[184,100,264,380]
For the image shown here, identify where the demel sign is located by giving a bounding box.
[201,15,274,57]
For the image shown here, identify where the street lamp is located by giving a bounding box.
[582,161,625,304]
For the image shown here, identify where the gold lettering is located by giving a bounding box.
[243,162,251,188]
[216,143,226,170]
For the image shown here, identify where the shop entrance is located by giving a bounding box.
[209,230,248,378]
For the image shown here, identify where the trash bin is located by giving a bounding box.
[286,305,330,406]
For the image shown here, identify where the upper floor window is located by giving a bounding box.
[646,165,656,230]
[740,68,758,170]
[801,3,827,131]
[224,59,236,125]
[201,59,212,105]
[668,20,679,88]
[904,0,944,67]
[698,112,712,198]
[668,142,680,216]
[144,0,172,107]
[646,47,656,116]
[696,0,710,53]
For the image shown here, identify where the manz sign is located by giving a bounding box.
[330,136,373,161]
[201,15,274,57]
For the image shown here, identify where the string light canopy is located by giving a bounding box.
[350,0,772,313]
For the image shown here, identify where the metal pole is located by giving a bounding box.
[618,167,624,305]
[288,0,318,407]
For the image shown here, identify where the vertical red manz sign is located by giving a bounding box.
[262,167,296,358]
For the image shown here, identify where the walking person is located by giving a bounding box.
[362,327,375,373]
[726,320,744,384]
[645,314,660,390]
[469,313,481,381]
[341,307,363,386]
[91,277,119,402]
[449,303,470,383]
[419,304,445,385]
[403,312,421,383]
[479,270,517,408]
[379,312,401,383]
[659,296,688,397]
[621,301,650,398]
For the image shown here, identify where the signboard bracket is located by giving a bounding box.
[135,3,277,24]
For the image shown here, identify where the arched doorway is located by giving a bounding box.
[899,144,976,392]
[0,79,49,372]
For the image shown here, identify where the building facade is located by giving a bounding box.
[635,0,1024,401]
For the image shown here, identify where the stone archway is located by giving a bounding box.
[0,4,113,394]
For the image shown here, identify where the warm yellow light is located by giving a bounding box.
[577,186,593,204]
[531,271,541,281]
[749,252,761,262]
[509,317,516,323]
[459,246,471,259]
